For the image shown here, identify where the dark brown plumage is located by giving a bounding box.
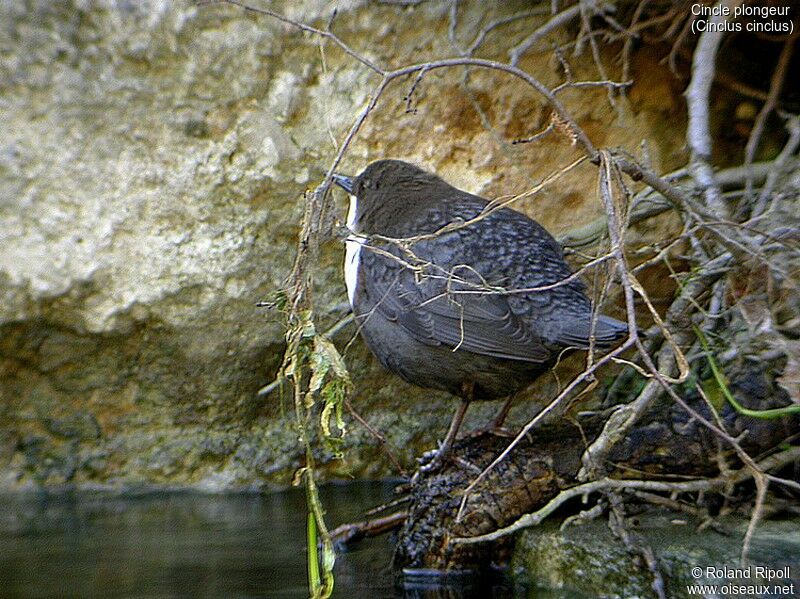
[334,160,627,466]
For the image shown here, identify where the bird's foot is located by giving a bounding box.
[417,447,448,474]
[415,445,482,477]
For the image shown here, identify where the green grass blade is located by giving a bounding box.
[307,512,321,595]
[694,325,800,419]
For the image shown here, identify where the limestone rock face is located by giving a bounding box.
[0,1,684,489]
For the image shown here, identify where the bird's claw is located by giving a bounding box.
[417,447,446,474]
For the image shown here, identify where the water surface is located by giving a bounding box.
[0,482,398,598]
[0,481,579,598]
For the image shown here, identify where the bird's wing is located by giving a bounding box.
[545,313,630,347]
[357,238,550,363]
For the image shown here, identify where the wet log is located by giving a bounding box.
[390,385,799,571]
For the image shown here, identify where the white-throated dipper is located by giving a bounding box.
[333,160,627,469]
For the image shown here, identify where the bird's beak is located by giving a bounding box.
[332,173,355,194]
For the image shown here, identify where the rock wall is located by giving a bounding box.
[0,0,685,490]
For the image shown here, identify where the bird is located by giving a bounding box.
[332,159,628,470]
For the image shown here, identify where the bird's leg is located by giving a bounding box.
[465,393,517,439]
[491,394,515,429]
[438,396,471,457]
[419,382,473,473]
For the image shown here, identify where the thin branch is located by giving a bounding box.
[752,114,800,218]
[577,0,618,109]
[448,0,463,55]
[206,0,384,74]
[608,493,667,599]
[386,58,598,156]
[330,510,408,544]
[509,4,582,66]
[553,79,633,94]
[740,474,768,567]
[579,251,733,479]
[345,398,409,477]
[685,0,743,219]
[455,337,637,522]
[512,121,555,145]
[466,8,549,56]
[667,13,694,75]
[743,33,797,201]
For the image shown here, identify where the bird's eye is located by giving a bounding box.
[363,178,371,189]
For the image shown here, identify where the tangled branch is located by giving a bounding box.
[205,0,800,574]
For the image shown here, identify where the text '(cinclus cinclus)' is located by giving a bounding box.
[333,160,628,470]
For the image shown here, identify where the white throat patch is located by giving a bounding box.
[344,194,364,307]
[346,194,358,230]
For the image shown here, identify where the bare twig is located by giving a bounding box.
[740,475,768,566]
[608,493,667,599]
[742,33,797,201]
[456,337,637,522]
[579,251,733,479]
[512,121,555,145]
[667,13,694,75]
[577,0,618,109]
[685,0,743,219]
[202,0,383,74]
[452,447,800,544]
[558,158,793,251]
[466,8,549,56]
[448,0,463,55]
[330,510,408,544]
[752,114,800,217]
[208,1,799,569]
[509,4,582,66]
[553,79,632,94]
[345,398,409,477]
[631,490,710,519]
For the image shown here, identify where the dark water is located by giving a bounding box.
[0,481,578,598]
